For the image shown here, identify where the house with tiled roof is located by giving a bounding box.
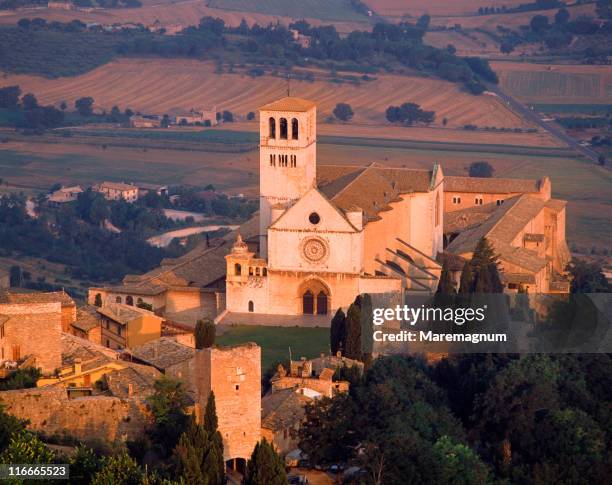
[93,181,138,202]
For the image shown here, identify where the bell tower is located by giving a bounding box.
[258,97,317,259]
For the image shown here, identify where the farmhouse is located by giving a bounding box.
[47,185,83,205]
[172,107,217,126]
[129,115,161,128]
[93,181,139,202]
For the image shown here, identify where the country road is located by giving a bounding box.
[487,84,603,164]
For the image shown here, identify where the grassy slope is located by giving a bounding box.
[208,0,367,21]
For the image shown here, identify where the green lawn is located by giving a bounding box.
[216,325,329,370]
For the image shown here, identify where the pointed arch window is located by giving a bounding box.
[269,117,276,139]
[279,118,288,139]
[235,263,242,276]
[291,118,299,140]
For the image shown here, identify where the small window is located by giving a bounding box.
[279,118,288,139]
[291,118,299,140]
[115,296,122,304]
[248,301,254,312]
[249,267,254,276]
[269,117,276,139]
[452,196,461,204]
[269,154,275,166]
[235,263,241,276]
[475,197,483,205]
[255,267,260,276]
[309,212,321,225]
[496,199,504,206]
[262,268,267,276]
[508,283,518,290]
[126,295,133,306]
[235,384,240,391]
[291,155,297,167]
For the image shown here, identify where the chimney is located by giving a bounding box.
[73,358,82,374]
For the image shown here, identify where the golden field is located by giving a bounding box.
[2,58,536,130]
[365,0,528,19]
[492,61,612,104]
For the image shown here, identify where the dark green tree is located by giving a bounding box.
[9,265,22,287]
[69,444,102,485]
[147,376,190,454]
[203,392,225,485]
[458,262,472,294]
[0,430,54,465]
[242,438,286,485]
[0,405,26,454]
[75,96,94,116]
[90,452,143,485]
[436,259,456,295]
[333,103,354,122]
[195,318,216,349]
[470,237,502,293]
[433,436,492,484]
[21,93,38,110]
[567,259,609,293]
[555,7,570,24]
[468,161,494,178]
[344,302,362,360]
[330,308,346,355]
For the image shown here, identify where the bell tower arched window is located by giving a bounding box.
[279,118,288,139]
[235,263,242,276]
[291,118,299,140]
[269,117,276,139]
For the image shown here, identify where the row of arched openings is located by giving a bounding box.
[115,295,144,306]
[269,117,298,140]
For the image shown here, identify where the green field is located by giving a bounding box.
[216,325,329,370]
[208,0,368,21]
[532,104,612,115]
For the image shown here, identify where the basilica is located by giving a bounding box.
[90,96,570,324]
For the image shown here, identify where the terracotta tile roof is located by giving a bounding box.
[96,181,137,192]
[259,96,316,112]
[261,388,310,431]
[104,363,162,398]
[446,195,549,273]
[444,176,541,194]
[72,305,102,332]
[0,290,75,308]
[545,199,567,212]
[502,273,536,284]
[61,333,120,368]
[444,203,497,234]
[97,303,158,325]
[317,163,433,224]
[128,337,195,370]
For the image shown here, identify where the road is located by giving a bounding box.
[487,84,602,164]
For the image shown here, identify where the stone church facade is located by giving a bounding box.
[225,97,444,316]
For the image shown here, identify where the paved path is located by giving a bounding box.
[487,83,602,164]
[147,225,238,247]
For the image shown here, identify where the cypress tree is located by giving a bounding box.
[195,318,216,349]
[204,392,225,485]
[242,438,287,485]
[459,261,473,294]
[330,308,346,355]
[436,259,456,295]
[174,416,209,485]
[470,237,503,293]
[344,303,362,361]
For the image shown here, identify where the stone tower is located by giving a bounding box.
[258,97,317,259]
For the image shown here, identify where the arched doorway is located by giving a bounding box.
[126,296,134,306]
[303,290,314,314]
[316,291,328,315]
[299,279,331,315]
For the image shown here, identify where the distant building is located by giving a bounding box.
[135,182,168,197]
[0,291,65,373]
[47,0,74,10]
[129,115,161,128]
[261,387,310,456]
[47,185,83,205]
[97,303,162,350]
[0,290,76,332]
[172,107,217,126]
[271,358,350,399]
[289,29,311,49]
[93,181,139,202]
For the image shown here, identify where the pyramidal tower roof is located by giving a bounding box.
[259,97,316,112]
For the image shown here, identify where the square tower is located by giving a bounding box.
[258,97,317,259]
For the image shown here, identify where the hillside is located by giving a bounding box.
[2,59,534,129]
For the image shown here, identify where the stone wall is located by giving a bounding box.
[0,386,152,443]
[0,302,62,373]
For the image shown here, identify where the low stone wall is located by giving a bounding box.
[0,386,152,443]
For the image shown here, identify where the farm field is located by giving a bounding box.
[492,61,612,105]
[365,0,527,19]
[424,30,500,57]
[2,58,535,130]
[0,129,608,248]
[208,0,367,21]
[216,325,329,370]
[0,1,368,33]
